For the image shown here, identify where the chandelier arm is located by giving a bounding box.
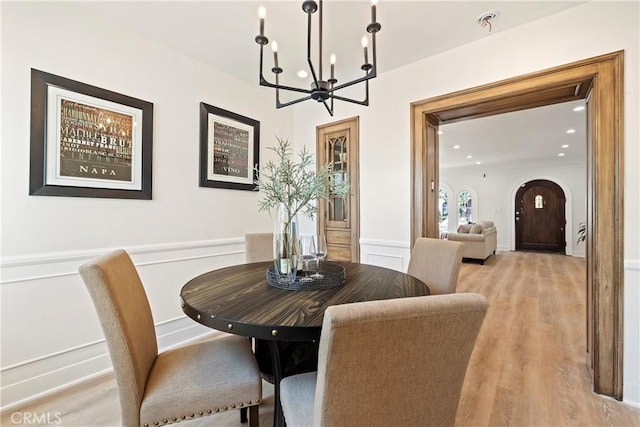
[276,94,314,108]
[330,66,376,93]
[372,32,378,70]
[330,94,369,106]
[329,79,369,106]
[274,73,314,108]
[259,74,313,95]
[258,43,312,94]
[321,99,333,116]
[257,43,266,84]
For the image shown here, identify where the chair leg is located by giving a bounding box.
[240,407,248,423]
[249,405,259,427]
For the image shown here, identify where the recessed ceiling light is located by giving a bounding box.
[562,144,569,148]
[566,129,576,134]
[573,106,585,112]
[297,70,308,78]
[453,145,460,149]
[475,161,482,165]
[466,155,473,159]
[558,153,566,157]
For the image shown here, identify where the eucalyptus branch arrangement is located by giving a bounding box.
[255,137,350,223]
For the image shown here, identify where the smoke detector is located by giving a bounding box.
[477,11,499,33]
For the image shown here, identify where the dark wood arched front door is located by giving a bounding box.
[515,179,566,253]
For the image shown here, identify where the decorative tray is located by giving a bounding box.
[266,262,346,291]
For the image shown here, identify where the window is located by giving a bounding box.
[457,190,474,225]
[439,187,449,234]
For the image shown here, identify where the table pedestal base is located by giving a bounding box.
[255,339,319,427]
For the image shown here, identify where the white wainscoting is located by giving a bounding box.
[359,239,411,272]
[624,260,640,408]
[0,239,242,410]
[2,240,637,409]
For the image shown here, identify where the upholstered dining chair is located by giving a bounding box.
[245,233,273,263]
[79,249,262,427]
[280,293,488,427]
[407,237,464,295]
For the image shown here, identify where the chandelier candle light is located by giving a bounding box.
[255,0,381,116]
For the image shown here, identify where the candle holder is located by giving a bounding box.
[266,262,346,291]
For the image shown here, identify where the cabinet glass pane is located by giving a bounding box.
[328,135,348,223]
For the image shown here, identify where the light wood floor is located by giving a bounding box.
[2,251,639,426]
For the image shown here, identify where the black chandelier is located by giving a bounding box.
[255,0,381,116]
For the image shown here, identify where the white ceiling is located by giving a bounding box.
[70,0,588,168]
[440,99,587,171]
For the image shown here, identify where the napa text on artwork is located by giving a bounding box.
[58,98,133,182]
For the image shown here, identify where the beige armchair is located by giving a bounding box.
[79,249,262,427]
[447,220,497,264]
[245,233,273,263]
[280,293,488,427]
[407,237,464,295]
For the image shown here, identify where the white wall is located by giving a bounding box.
[293,2,639,406]
[0,2,293,408]
[441,163,586,257]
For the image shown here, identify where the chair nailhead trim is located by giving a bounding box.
[145,401,261,426]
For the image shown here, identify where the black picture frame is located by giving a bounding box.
[30,69,153,199]
[199,102,259,191]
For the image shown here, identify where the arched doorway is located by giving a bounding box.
[515,179,566,253]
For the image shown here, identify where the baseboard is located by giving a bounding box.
[623,261,640,407]
[624,382,640,409]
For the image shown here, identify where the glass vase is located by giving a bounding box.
[273,203,299,283]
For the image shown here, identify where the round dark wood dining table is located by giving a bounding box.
[180,261,430,427]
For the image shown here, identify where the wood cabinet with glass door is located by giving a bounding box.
[317,117,360,262]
